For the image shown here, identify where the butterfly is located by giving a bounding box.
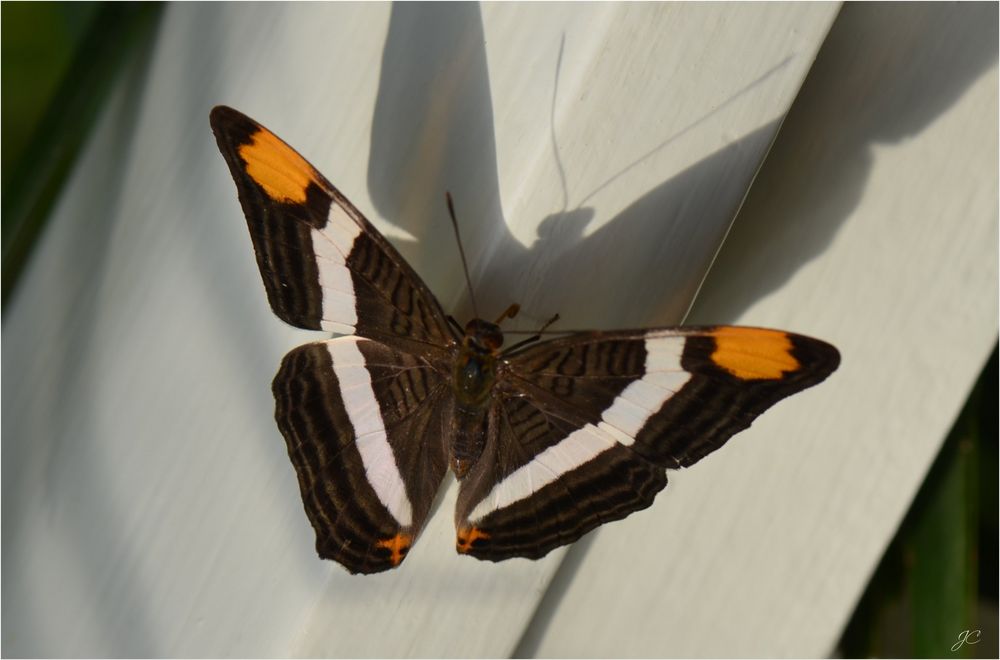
[210,105,840,574]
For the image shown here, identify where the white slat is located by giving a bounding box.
[524,3,999,657]
[2,4,839,656]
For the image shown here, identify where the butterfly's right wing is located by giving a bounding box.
[210,105,454,349]
[274,336,451,574]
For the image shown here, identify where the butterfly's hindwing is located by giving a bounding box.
[273,337,449,574]
[455,396,668,560]
[210,106,453,346]
[454,327,839,561]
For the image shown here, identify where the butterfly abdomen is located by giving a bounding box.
[448,402,491,479]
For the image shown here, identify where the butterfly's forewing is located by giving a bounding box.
[209,105,453,349]
[211,106,457,573]
[454,327,839,561]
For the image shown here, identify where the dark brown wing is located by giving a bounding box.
[210,105,454,349]
[274,337,450,574]
[454,326,839,561]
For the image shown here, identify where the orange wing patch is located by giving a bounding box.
[238,128,320,204]
[709,327,800,380]
[456,527,490,554]
[376,533,413,567]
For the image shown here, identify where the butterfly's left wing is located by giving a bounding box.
[454,326,839,560]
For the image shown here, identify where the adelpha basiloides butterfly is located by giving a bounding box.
[210,105,840,575]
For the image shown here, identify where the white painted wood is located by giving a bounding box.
[524,4,999,657]
[2,3,839,657]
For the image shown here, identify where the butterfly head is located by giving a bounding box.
[464,318,504,353]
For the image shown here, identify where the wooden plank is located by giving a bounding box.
[1,4,838,656]
[522,3,999,657]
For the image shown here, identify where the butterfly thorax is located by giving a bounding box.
[449,319,504,477]
[453,319,503,405]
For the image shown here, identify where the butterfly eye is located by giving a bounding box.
[480,329,503,351]
[464,319,504,352]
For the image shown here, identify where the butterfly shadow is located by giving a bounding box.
[368,3,800,338]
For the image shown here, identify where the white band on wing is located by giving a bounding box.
[311,203,363,334]
[327,338,413,528]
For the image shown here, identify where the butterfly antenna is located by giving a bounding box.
[550,33,569,212]
[446,192,480,320]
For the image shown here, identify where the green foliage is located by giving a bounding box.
[1,2,99,180]
[0,3,162,305]
[839,347,998,658]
